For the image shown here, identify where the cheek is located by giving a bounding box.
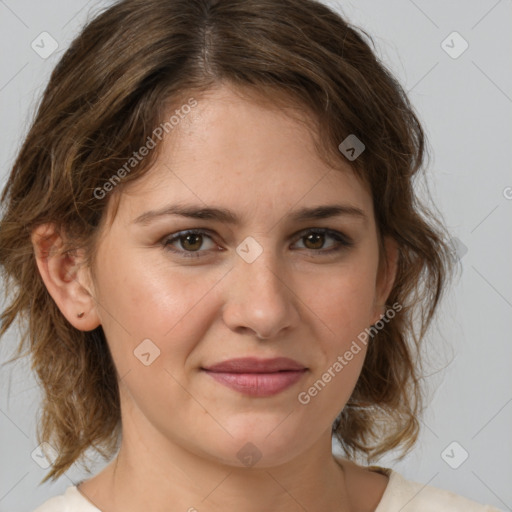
[294,266,375,416]
[300,255,378,342]
[93,247,227,375]
[93,254,225,437]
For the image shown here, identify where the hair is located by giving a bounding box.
[0,0,455,483]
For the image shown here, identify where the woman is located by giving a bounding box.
[0,0,500,510]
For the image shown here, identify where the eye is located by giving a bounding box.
[291,228,354,254]
[161,227,354,259]
[161,229,218,258]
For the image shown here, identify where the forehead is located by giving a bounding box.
[113,85,373,226]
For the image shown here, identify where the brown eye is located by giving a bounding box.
[180,233,203,251]
[303,232,325,250]
[293,228,354,254]
[162,229,217,258]
[161,227,354,260]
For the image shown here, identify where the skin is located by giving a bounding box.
[32,84,397,512]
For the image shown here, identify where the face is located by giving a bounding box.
[70,85,395,468]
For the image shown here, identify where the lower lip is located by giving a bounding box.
[203,370,307,397]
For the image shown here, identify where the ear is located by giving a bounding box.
[371,236,399,325]
[31,223,101,331]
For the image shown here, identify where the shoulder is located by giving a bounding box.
[32,494,66,512]
[32,485,100,512]
[375,468,503,512]
[335,456,502,512]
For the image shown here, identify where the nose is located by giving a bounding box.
[221,248,300,340]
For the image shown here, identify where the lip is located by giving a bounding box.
[203,357,306,373]
[201,357,308,397]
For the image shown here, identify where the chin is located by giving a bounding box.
[209,443,303,470]
[200,422,313,469]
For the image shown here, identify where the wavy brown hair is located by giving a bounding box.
[0,0,455,483]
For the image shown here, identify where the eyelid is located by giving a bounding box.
[293,227,354,247]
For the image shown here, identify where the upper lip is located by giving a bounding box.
[202,357,307,373]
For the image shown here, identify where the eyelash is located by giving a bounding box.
[160,228,354,259]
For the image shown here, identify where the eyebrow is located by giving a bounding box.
[132,203,366,226]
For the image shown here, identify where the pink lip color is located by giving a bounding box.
[202,357,308,397]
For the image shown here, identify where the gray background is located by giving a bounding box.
[1,0,511,510]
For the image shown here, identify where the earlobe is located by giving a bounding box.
[31,223,101,331]
[371,236,399,325]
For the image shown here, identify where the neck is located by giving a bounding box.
[78,431,353,512]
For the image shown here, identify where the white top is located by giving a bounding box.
[32,466,503,512]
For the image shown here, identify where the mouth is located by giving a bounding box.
[201,357,308,397]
